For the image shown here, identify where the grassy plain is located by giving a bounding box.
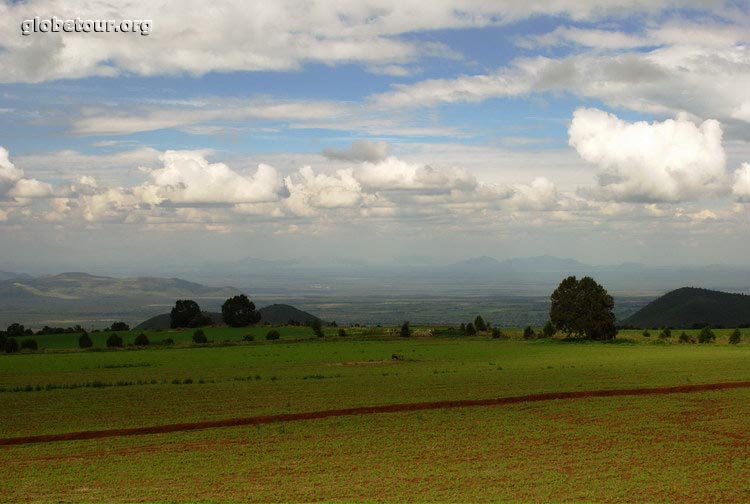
[1,329,749,502]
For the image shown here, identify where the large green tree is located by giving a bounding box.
[550,276,616,340]
[170,299,210,329]
[221,294,261,327]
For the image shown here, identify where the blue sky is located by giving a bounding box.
[0,0,749,272]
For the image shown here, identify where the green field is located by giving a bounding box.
[2,328,749,502]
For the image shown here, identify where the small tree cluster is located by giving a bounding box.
[310,319,324,338]
[474,315,487,332]
[659,327,672,339]
[729,328,742,345]
[134,333,150,346]
[400,321,411,338]
[221,294,261,328]
[108,322,130,332]
[78,332,93,348]
[192,329,208,344]
[266,329,280,340]
[698,326,716,344]
[106,333,123,348]
[20,338,38,351]
[170,300,211,329]
[523,326,536,340]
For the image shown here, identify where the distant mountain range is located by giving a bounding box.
[134,304,320,330]
[623,287,750,328]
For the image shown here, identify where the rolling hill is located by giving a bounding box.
[134,304,320,330]
[623,287,750,328]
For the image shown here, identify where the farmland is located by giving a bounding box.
[2,328,750,502]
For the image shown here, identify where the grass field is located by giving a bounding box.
[2,328,749,502]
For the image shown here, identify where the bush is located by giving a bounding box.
[221,294,261,327]
[338,328,347,337]
[4,337,19,353]
[266,329,280,340]
[159,338,175,346]
[729,328,742,345]
[20,338,38,351]
[133,333,150,346]
[679,331,691,344]
[523,326,535,340]
[465,323,476,336]
[400,321,411,338]
[459,322,466,333]
[242,333,255,342]
[109,322,130,332]
[106,333,123,348]
[491,328,503,339]
[474,315,487,332]
[311,319,324,338]
[78,332,93,348]
[658,327,672,339]
[192,329,208,344]
[642,330,651,338]
[698,326,716,344]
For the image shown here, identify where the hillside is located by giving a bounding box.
[0,273,240,328]
[134,304,319,330]
[623,287,750,328]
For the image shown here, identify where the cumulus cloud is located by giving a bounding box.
[0,146,54,201]
[569,108,728,202]
[355,157,477,192]
[283,167,363,216]
[146,150,283,205]
[733,163,750,201]
[322,140,390,163]
[509,177,558,210]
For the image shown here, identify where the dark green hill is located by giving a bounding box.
[623,287,750,328]
[134,304,319,330]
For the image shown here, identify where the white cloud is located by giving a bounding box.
[569,108,728,202]
[733,163,750,200]
[355,156,477,191]
[0,146,55,201]
[146,150,283,205]
[7,178,53,199]
[283,167,363,216]
[509,177,558,210]
[0,0,720,83]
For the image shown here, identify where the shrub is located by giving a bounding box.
[523,326,535,340]
[311,319,324,338]
[474,315,487,332]
[459,322,466,333]
[242,333,255,342]
[465,322,476,336]
[78,332,93,348]
[20,338,38,351]
[159,338,175,346]
[698,326,716,344]
[658,327,672,339]
[729,328,742,345]
[338,328,347,337]
[109,322,130,331]
[4,337,19,353]
[133,333,150,346]
[679,331,691,344]
[642,330,651,338]
[491,328,503,339]
[266,329,280,340]
[106,333,123,348]
[400,321,411,338]
[192,329,208,344]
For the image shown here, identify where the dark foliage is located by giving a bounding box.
[192,329,208,344]
[265,329,280,340]
[221,294,261,328]
[543,321,556,338]
[523,326,535,339]
[20,338,38,350]
[698,326,716,344]
[338,328,347,337]
[78,332,93,348]
[133,333,150,346]
[400,321,411,338]
[465,322,476,336]
[729,328,742,344]
[311,319,324,338]
[106,333,123,348]
[170,300,211,328]
[474,315,487,332]
[109,322,130,331]
[4,337,19,353]
[550,276,617,340]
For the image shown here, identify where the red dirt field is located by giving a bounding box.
[2,379,749,447]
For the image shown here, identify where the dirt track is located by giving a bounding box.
[3,380,749,447]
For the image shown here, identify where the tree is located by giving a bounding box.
[266,329,280,340]
[491,328,503,339]
[109,322,130,331]
[106,333,123,348]
[221,294,261,328]
[4,337,19,353]
[523,326,535,339]
[543,321,556,338]
[659,327,672,339]
[474,315,487,332]
[642,330,651,338]
[679,331,691,344]
[400,321,411,338]
[465,322,476,336]
[459,322,466,333]
[549,276,616,340]
[338,328,347,337]
[170,300,210,328]
[20,338,38,350]
[6,323,25,337]
[78,332,93,349]
[310,319,324,338]
[134,333,150,346]
[729,328,742,345]
[698,326,716,344]
[192,329,208,344]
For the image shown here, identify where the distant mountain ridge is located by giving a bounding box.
[623,287,750,328]
[134,304,320,330]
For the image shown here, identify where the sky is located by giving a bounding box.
[0,0,749,273]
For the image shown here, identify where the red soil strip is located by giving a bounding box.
[3,380,750,447]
